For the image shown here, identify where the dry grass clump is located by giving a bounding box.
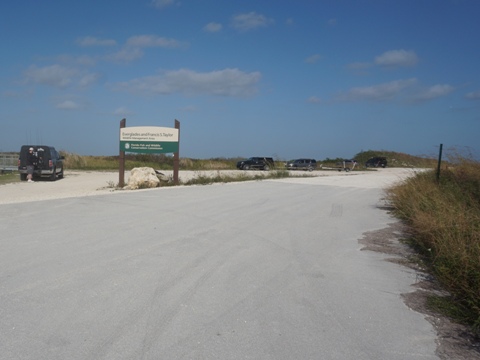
[182,170,291,186]
[387,157,480,332]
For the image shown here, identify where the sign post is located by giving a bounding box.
[119,119,180,187]
[173,119,180,185]
[119,118,126,187]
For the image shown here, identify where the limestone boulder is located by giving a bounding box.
[126,167,160,190]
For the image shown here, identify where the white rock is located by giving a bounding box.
[127,167,160,190]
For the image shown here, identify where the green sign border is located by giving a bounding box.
[120,141,178,154]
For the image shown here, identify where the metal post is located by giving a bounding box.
[173,119,180,185]
[119,118,126,188]
[436,143,443,183]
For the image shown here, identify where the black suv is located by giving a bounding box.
[287,159,317,171]
[365,157,387,168]
[236,157,275,171]
[18,145,65,181]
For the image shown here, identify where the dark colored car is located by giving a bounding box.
[365,157,387,168]
[236,157,275,171]
[286,159,317,171]
[18,145,65,181]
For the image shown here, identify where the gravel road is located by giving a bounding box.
[0,168,419,205]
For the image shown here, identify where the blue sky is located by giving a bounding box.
[1,0,479,160]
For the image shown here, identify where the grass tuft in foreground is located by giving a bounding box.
[387,156,480,333]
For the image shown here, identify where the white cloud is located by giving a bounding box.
[56,100,79,110]
[231,12,274,32]
[126,35,182,48]
[23,64,99,88]
[23,64,79,88]
[305,54,322,64]
[151,0,177,9]
[79,73,101,87]
[107,35,184,63]
[466,91,480,100]
[113,68,261,97]
[413,84,454,101]
[107,47,144,63]
[327,18,337,26]
[307,96,322,104]
[113,107,133,116]
[337,78,417,102]
[204,22,222,33]
[76,36,117,47]
[375,49,419,67]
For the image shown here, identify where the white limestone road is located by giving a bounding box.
[0,168,440,359]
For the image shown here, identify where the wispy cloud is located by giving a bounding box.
[327,18,337,26]
[23,64,99,88]
[76,36,117,47]
[231,12,274,32]
[151,0,177,9]
[204,22,223,33]
[113,68,261,97]
[412,84,454,102]
[107,34,184,63]
[113,107,133,116]
[336,78,417,102]
[56,100,80,110]
[307,96,322,104]
[375,49,419,67]
[125,35,182,48]
[466,91,480,100]
[305,54,322,64]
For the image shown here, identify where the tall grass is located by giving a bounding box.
[387,157,480,332]
[60,152,240,171]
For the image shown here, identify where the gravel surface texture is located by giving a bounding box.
[0,168,417,205]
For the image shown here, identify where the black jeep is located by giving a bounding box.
[18,145,65,181]
[365,157,387,168]
[236,157,275,171]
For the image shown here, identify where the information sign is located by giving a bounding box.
[120,126,179,154]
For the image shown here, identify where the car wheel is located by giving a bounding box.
[20,173,27,181]
[264,165,270,171]
[58,167,64,179]
[308,167,313,172]
[243,165,250,170]
[50,167,56,181]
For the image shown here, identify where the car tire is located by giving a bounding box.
[58,167,64,179]
[243,165,250,170]
[50,167,56,181]
[264,165,270,171]
[20,173,27,181]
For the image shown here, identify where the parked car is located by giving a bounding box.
[365,157,387,168]
[286,159,317,171]
[18,145,65,181]
[236,157,275,171]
